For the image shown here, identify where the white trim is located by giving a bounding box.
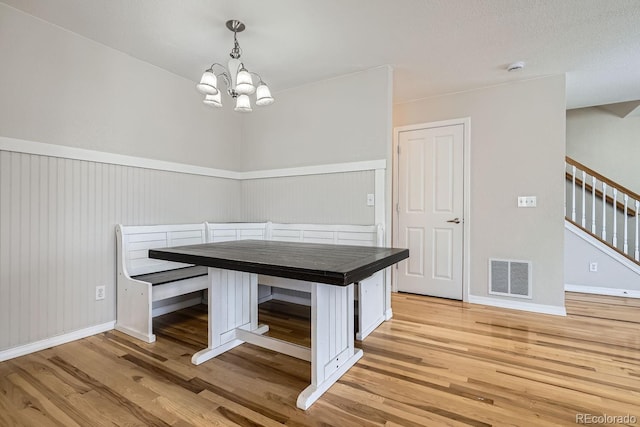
[374,169,386,231]
[384,65,394,313]
[0,136,386,180]
[468,295,566,316]
[241,159,387,180]
[0,321,115,362]
[152,296,203,317]
[565,284,640,299]
[0,136,241,179]
[565,221,640,274]
[392,117,471,301]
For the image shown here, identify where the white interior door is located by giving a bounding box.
[396,124,464,299]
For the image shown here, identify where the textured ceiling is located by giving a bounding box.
[3,0,640,109]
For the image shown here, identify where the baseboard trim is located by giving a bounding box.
[565,284,640,299]
[0,321,116,362]
[468,295,566,316]
[152,296,203,317]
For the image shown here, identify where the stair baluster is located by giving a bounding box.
[581,170,586,228]
[565,156,639,265]
[633,200,640,261]
[601,182,607,241]
[612,188,618,247]
[591,176,596,233]
[623,194,629,254]
[571,165,577,222]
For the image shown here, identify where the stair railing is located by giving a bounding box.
[565,157,639,263]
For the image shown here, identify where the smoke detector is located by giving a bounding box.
[507,61,526,72]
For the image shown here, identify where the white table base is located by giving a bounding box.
[192,267,362,410]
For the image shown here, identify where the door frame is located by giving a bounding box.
[392,117,471,302]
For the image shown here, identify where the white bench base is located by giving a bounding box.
[116,223,208,343]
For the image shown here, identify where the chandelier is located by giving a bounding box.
[196,20,274,112]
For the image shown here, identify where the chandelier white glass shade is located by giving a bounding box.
[196,20,274,112]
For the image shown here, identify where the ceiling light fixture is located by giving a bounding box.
[196,20,274,112]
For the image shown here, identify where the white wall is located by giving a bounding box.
[0,4,242,170]
[241,66,392,171]
[241,171,375,225]
[566,107,640,195]
[394,75,567,310]
[565,226,640,293]
[240,66,392,229]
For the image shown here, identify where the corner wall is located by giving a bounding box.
[240,67,392,228]
[0,4,391,356]
[394,75,567,312]
[0,3,242,170]
[0,4,242,353]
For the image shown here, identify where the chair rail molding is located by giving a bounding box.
[0,136,386,180]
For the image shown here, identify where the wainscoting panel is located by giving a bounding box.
[0,150,241,351]
[240,170,375,225]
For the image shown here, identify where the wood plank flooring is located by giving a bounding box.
[1,292,639,426]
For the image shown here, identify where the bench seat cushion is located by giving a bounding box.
[132,266,208,286]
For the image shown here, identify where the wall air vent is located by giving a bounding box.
[489,259,532,299]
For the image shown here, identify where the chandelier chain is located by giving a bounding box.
[230,31,242,59]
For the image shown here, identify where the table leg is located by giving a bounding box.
[192,268,268,365]
[296,282,363,410]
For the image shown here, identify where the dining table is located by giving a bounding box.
[149,239,409,410]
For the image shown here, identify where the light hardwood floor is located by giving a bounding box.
[1,292,639,426]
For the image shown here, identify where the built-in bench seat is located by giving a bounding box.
[131,265,208,286]
[116,221,389,344]
[206,221,387,340]
[115,223,208,343]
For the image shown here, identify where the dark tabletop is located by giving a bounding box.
[149,240,409,286]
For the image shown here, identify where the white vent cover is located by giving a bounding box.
[489,259,532,299]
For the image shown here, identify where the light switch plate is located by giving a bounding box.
[517,196,537,208]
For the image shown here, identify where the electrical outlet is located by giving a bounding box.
[517,196,537,208]
[95,285,106,300]
[589,262,598,272]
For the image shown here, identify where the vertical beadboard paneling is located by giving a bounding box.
[0,150,241,351]
[18,153,29,345]
[241,170,375,225]
[0,153,11,344]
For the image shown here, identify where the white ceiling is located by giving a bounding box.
[4,0,640,109]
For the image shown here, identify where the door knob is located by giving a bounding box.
[446,218,461,224]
